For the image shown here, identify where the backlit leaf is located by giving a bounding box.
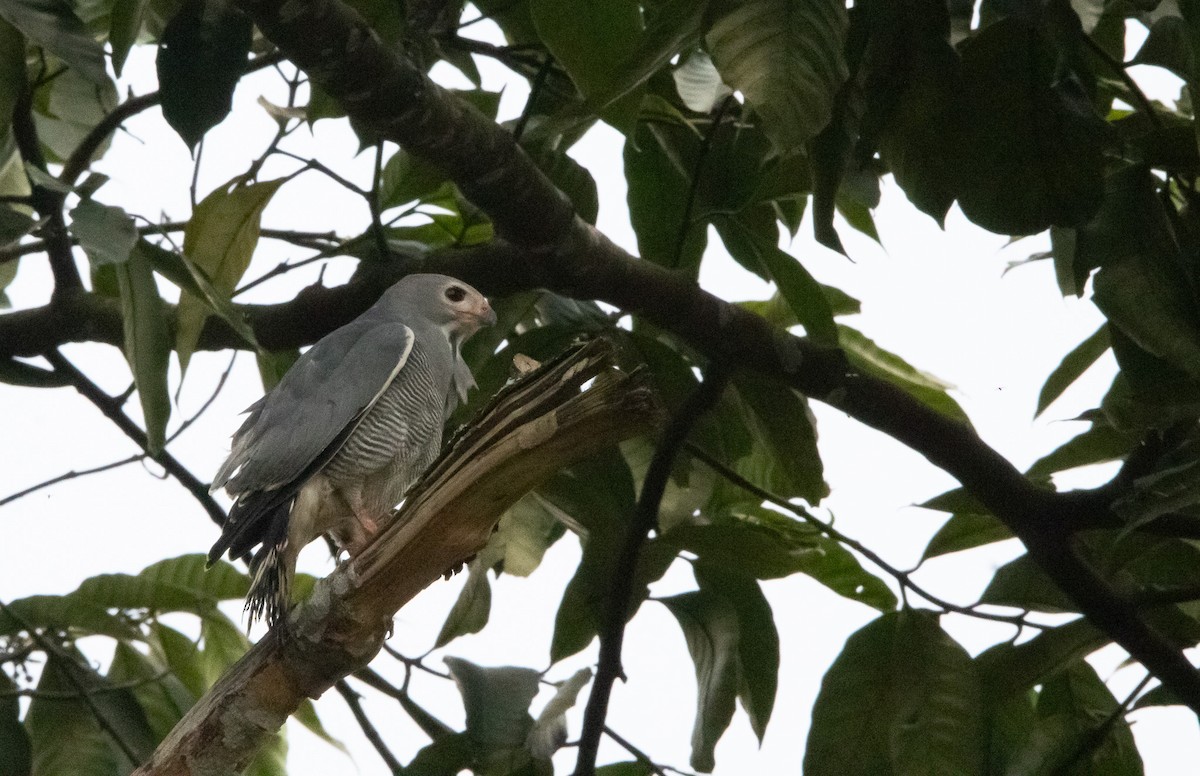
[115,242,172,453]
[0,0,105,84]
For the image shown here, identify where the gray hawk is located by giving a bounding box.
[207,273,496,625]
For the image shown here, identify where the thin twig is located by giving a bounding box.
[43,349,227,528]
[369,142,391,260]
[684,442,1045,631]
[574,368,730,776]
[1,352,235,510]
[0,224,339,263]
[601,726,670,776]
[0,670,170,698]
[333,679,403,774]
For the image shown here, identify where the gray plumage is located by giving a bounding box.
[208,274,495,625]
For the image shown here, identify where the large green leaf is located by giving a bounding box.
[715,216,838,346]
[696,566,778,744]
[109,0,151,76]
[624,121,708,275]
[953,18,1104,234]
[921,510,1011,560]
[1025,422,1134,480]
[862,0,959,224]
[32,65,118,163]
[176,176,286,372]
[1009,661,1144,776]
[157,0,253,149]
[107,640,195,742]
[661,588,740,772]
[0,0,105,84]
[28,652,157,774]
[976,618,1107,708]
[0,20,25,136]
[0,673,31,776]
[435,558,493,648]
[0,595,139,640]
[115,244,172,453]
[444,657,539,751]
[706,0,849,151]
[979,554,1074,613]
[69,199,139,267]
[729,370,827,503]
[1036,325,1112,417]
[838,324,971,425]
[531,0,644,133]
[491,494,566,577]
[804,610,985,776]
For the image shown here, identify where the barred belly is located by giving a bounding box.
[321,343,445,513]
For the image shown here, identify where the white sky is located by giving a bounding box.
[2,19,1198,776]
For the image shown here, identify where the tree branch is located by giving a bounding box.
[575,368,729,776]
[132,339,662,774]
[42,350,227,529]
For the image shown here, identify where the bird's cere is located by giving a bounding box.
[207,274,495,626]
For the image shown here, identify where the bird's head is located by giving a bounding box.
[381,273,496,342]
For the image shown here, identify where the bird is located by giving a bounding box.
[207,273,496,626]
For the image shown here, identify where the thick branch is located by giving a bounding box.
[133,339,663,775]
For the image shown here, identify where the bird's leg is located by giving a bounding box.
[337,485,381,556]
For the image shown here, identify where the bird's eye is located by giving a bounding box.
[445,286,466,302]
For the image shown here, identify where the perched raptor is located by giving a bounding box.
[208,274,496,625]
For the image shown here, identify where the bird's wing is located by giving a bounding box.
[213,320,415,494]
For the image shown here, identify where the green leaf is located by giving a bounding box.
[531,0,644,133]
[953,18,1104,234]
[581,0,706,116]
[976,618,1107,708]
[435,559,493,648]
[139,239,260,354]
[529,145,598,225]
[109,0,151,76]
[0,595,139,640]
[198,613,250,688]
[716,216,838,346]
[115,243,172,453]
[405,733,475,776]
[1132,15,1193,80]
[0,673,31,776]
[674,50,730,113]
[378,149,449,210]
[979,553,1074,613]
[838,324,971,425]
[804,610,986,776]
[492,494,566,577]
[0,0,106,84]
[0,20,27,133]
[596,763,655,776]
[32,66,118,163]
[27,655,126,776]
[1015,661,1144,776]
[624,121,708,275]
[1036,325,1111,417]
[69,199,139,266]
[865,3,959,224]
[0,254,18,309]
[661,589,740,772]
[444,657,540,751]
[706,0,849,151]
[1090,172,1200,383]
[731,371,827,502]
[921,510,1011,560]
[157,0,252,149]
[176,176,285,372]
[1025,422,1134,480]
[696,566,778,744]
[149,622,205,697]
[107,640,195,741]
[292,699,349,756]
[0,206,34,253]
[1113,457,1200,528]
[526,668,591,759]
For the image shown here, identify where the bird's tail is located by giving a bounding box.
[246,542,291,628]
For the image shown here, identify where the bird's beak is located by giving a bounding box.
[478,300,497,327]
